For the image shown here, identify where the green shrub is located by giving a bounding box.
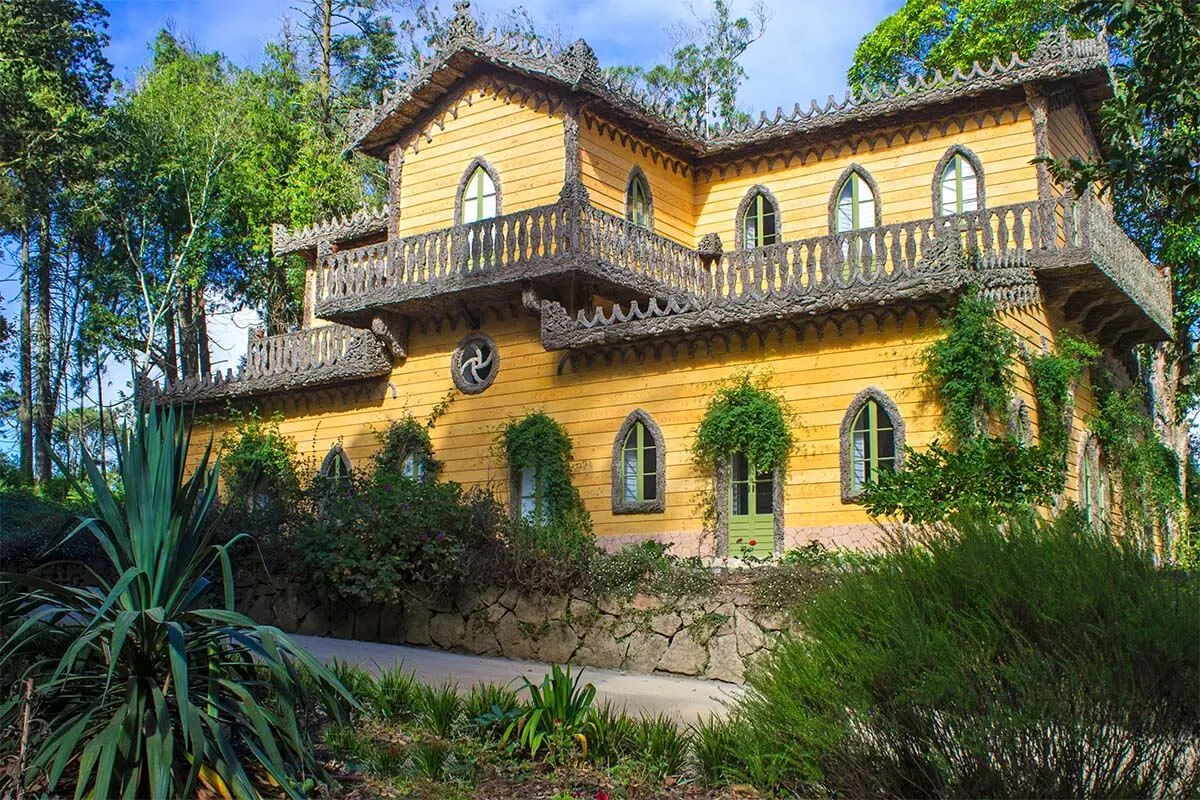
[295,478,500,604]
[585,701,639,767]
[0,481,99,572]
[693,371,792,473]
[218,409,302,535]
[370,665,423,724]
[736,511,1200,797]
[505,664,596,761]
[633,713,692,780]
[860,437,1063,524]
[466,683,523,738]
[689,715,747,787]
[417,681,464,739]
[472,516,598,595]
[372,415,442,480]
[0,408,354,798]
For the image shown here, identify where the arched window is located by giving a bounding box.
[736,186,780,249]
[840,387,905,502]
[625,167,653,229]
[830,165,881,234]
[319,445,352,481]
[934,146,985,216]
[611,409,666,514]
[456,158,500,225]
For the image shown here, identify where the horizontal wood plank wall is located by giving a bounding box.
[396,81,565,237]
[579,112,695,246]
[1046,96,1098,197]
[694,104,1040,244]
[191,311,947,553]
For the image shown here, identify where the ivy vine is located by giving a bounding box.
[693,372,793,473]
[1027,332,1101,468]
[500,410,589,528]
[922,290,1018,443]
[373,416,442,479]
[219,408,301,511]
[1090,377,1182,535]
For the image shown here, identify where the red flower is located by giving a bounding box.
[748,539,757,546]
[595,792,610,800]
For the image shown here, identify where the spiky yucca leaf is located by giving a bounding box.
[0,407,354,798]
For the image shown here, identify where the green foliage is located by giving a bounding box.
[633,713,692,781]
[923,290,1019,443]
[295,477,501,604]
[474,516,598,595]
[848,0,1083,91]
[628,0,767,129]
[369,665,423,725]
[689,715,748,787]
[1091,381,1182,535]
[417,680,464,739]
[466,683,523,737]
[0,479,99,572]
[746,541,880,613]
[372,413,442,479]
[505,665,596,761]
[218,408,301,530]
[736,511,1199,797]
[584,701,640,767]
[1026,332,1101,465]
[0,408,354,798]
[500,410,589,528]
[693,372,793,473]
[861,437,1063,524]
[588,540,716,601]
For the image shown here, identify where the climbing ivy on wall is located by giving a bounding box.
[1027,332,1102,468]
[1090,378,1182,536]
[693,372,793,472]
[219,408,301,504]
[501,410,589,528]
[374,416,442,479]
[922,290,1018,443]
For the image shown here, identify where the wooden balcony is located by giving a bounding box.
[151,324,394,404]
[540,196,1172,352]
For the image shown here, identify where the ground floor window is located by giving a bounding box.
[518,465,549,525]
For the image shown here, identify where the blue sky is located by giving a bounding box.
[101,0,903,114]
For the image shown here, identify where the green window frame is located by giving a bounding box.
[851,399,896,491]
[621,421,658,504]
[939,153,979,216]
[461,165,497,224]
[836,173,876,233]
[741,192,778,248]
[626,172,651,228]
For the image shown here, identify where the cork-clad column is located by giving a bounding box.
[388,144,404,237]
[562,98,582,191]
[1024,84,1052,200]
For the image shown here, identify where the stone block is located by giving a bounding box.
[429,612,466,649]
[630,594,661,612]
[272,588,304,631]
[514,593,568,626]
[573,628,627,670]
[611,618,638,640]
[477,585,505,607]
[297,601,330,636]
[454,588,484,616]
[535,624,580,665]
[353,605,381,640]
[463,612,502,656]
[497,588,521,611]
[493,611,538,661]
[734,610,767,657]
[705,633,744,684]
[656,632,709,676]
[378,607,405,643]
[650,611,683,638]
[623,630,670,673]
[405,605,432,646]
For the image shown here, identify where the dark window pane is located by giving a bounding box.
[877,428,895,461]
[762,209,777,245]
[643,443,656,476]
[755,472,774,514]
[732,453,750,482]
[643,473,657,501]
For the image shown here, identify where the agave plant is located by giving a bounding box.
[0,407,354,798]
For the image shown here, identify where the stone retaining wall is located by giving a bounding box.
[236,575,788,683]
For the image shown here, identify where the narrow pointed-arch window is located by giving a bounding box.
[740,189,779,248]
[835,171,876,233]
[401,452,426,481]
[840,387,905,502]
[939,152,979,215]
[612,410,666,513]
[626,169,652,229]
[461,164,497,224]
[320,446,352,482]
[1079,436,1107,526]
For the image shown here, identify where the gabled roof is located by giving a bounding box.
[349,5,1113,162]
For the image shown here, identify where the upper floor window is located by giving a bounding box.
[840,387,905,502]
[612,409,666,514]
[737,186,780,249]
[457,158,500,225]
[833,167,879,233]
[935,146,984,216]
[625,167,653,229]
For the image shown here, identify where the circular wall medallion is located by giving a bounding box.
[451,332,499,394]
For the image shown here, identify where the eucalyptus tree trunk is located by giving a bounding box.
[35,209,53,484]
[18,223,33,483]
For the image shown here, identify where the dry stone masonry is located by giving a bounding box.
[237,575,788,683]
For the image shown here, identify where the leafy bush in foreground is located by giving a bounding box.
[0,409,354,798]
[737,510,1200,798]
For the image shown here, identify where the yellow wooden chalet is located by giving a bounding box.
[157,7,1172,556]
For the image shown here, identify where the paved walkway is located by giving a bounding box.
[292,634,743,722]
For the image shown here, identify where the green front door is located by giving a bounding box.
[729,453,774,558]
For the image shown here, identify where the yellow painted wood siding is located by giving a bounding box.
[193,311,948,552]
[694,105,1040,244]
[1046,96,1099,197]
[395,81,566,238]
[579,113,696,246]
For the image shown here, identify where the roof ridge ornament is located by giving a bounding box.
[447,0,479,45]
[559,38,599,86]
